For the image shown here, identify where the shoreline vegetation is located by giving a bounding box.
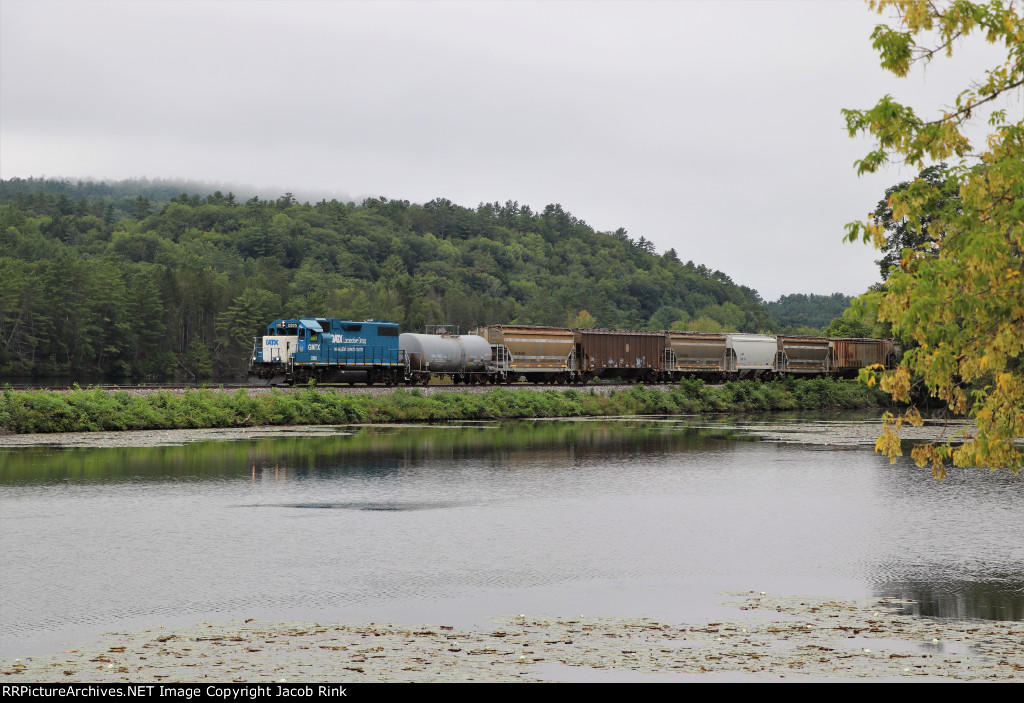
[1,378,892,435]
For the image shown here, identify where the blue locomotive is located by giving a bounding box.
[248,318,406,386]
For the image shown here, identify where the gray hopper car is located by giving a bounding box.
[776,336,832,375]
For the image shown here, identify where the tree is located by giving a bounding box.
[134,195,152,220]
[767,293,854,330]
[872,163,958,280]
[823,314,873,340]
[567,309,597,328]
[822,291,891,339]
[843,0,1023,476]
[685,316,730,334]
[214,287,282,376]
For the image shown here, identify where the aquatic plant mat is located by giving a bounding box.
[4,593,1020,682]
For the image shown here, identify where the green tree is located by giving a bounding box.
[214,287,282,376]
[822,292,892,339]
[0,258,49,374]
[134,195,152,220]
[843,0,1023,476]
[668,312,691,331]
[767,292,853,330]
[686,316,729,333]
[823,315,873,339]
[871,164,958,280]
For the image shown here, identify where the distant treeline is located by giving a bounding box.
[0,177,841,380]
[766,293,853,332]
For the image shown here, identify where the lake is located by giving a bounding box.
[1,417,1020,657]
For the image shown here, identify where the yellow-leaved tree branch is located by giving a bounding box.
[842,0,1023,478]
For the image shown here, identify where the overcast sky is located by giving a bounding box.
[0,0,1009,301]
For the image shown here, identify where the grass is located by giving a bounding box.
[0,378,892,435]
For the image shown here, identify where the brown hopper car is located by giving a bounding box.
[829,338,897,378]
[575,329,666,383]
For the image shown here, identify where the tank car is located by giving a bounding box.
[400,332,492,385]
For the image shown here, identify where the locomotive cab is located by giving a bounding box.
[247,319,300,385]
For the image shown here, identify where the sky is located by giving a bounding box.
[0,0,1010,302]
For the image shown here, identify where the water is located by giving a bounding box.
[1,419,1021,657]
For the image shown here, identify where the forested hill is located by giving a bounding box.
[1,177,771,379]
[766,293,853,332]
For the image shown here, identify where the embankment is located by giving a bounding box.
[0,378,890,435]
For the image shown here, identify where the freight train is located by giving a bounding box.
[248,318,898,386]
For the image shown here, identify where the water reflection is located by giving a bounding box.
[878,579,1024,622]
[0,420,747,485]
[0,419,1020,658]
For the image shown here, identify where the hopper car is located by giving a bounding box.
[575,328,667,383]
[248,319,898,386]
[471,325,576,384]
